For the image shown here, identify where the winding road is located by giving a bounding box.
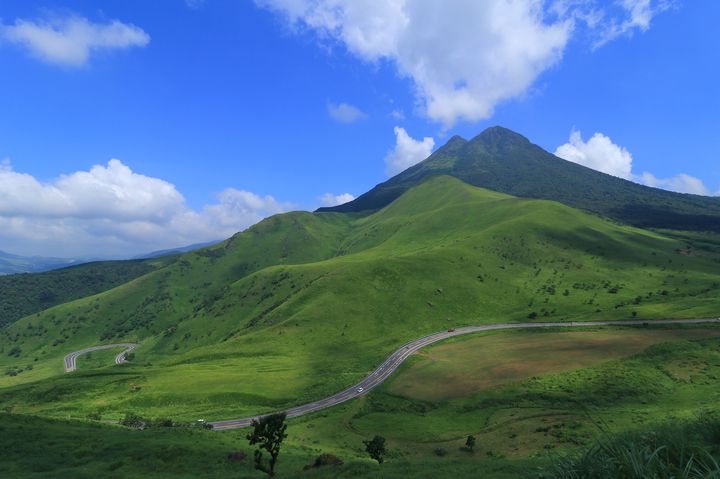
[63,343,138,373]
[60,318,720,429]
[209,318,720,430]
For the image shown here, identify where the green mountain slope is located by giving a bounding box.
[319,127,720,232]
[1,176,719,420]
[0,257,176,329]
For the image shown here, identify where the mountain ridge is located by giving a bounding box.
[319,126,720,232]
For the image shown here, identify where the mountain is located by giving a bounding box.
[2,175,719,421]
[0,256,177,329]
[0,250,79,275]
[318,126,720,232]
[132,240,222,260]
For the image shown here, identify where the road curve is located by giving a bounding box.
[210,318,720,430]
[63,343,138,373]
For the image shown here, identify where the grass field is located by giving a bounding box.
[2,176,720,424]
[387,327,720,402]
[3,327,720,478]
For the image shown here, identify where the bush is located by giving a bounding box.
[120,413,147,430]
[228,451,246,462]
[303,453,344,470]
[152,418,174,428]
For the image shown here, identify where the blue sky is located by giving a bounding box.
[0,0,718,257]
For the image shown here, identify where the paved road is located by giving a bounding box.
[63,343,138,373]
[209,318,720,430]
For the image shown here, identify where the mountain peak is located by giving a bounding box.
[318,126,720,232]
[470,126,531,148]
[436,134,467,154]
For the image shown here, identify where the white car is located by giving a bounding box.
[357,387,364,393]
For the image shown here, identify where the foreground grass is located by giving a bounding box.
[4,331,720,478]
[545,414,720,478]
[0,413,534,479]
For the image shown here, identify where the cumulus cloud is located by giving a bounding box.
[385,126,434,176]
[554,130,633,179]
[256,1,675,127]
[327,102,366,123]
[0,160,293,257]
[319,192,355,207]
[554,129,716,196]
[258,0,569,127]
[1,15,150,67]
[640,172,713,196]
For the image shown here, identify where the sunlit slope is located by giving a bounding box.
[321,127,720,233]
[2,176,720,419]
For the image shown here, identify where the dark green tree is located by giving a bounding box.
[465,434,476,452]
[246,413,287,477]
[363,435,386,464]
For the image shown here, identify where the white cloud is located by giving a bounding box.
[319,192,355,206]
[554,130,633,179]
[640,172,713,196]
[327,102,366,123]
[256,1,675,127]
[385,126,434,176]
[390,108,405,120]
[593,0,676,48]
[554,129,716,196]
[1,15,150,67]
[185,0,206,9]
[0,160,293,257]
[258,0,570,127]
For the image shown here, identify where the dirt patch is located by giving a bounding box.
[387,328,720,402]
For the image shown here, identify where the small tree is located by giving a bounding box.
[363,435,386,464]
[247,413,287,477]
[465,434,476,452]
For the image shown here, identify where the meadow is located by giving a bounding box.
[3,326,720,478]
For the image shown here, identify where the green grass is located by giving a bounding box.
[4,329,720,478]
[386,327,720,402]
[2,176,720,421]
[0,257,174,328]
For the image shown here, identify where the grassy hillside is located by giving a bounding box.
[320,127,720,233]
[1,176,720,422]
[3,327,720,478]
[0,257,175,329]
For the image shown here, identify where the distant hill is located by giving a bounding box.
[0,256,176,329]
[132,241,221,260]
[0,250,81,275]
[318,126,720,232]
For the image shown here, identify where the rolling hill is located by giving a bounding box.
[1,175,719,422]
[319,126,720,232]
[0,256,177,329]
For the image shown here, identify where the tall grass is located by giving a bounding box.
[547,413,720,478]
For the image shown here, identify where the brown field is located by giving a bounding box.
[387,327,720,402]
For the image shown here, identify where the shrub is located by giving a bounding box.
[303,453,343,470]
[120,413,147,430]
